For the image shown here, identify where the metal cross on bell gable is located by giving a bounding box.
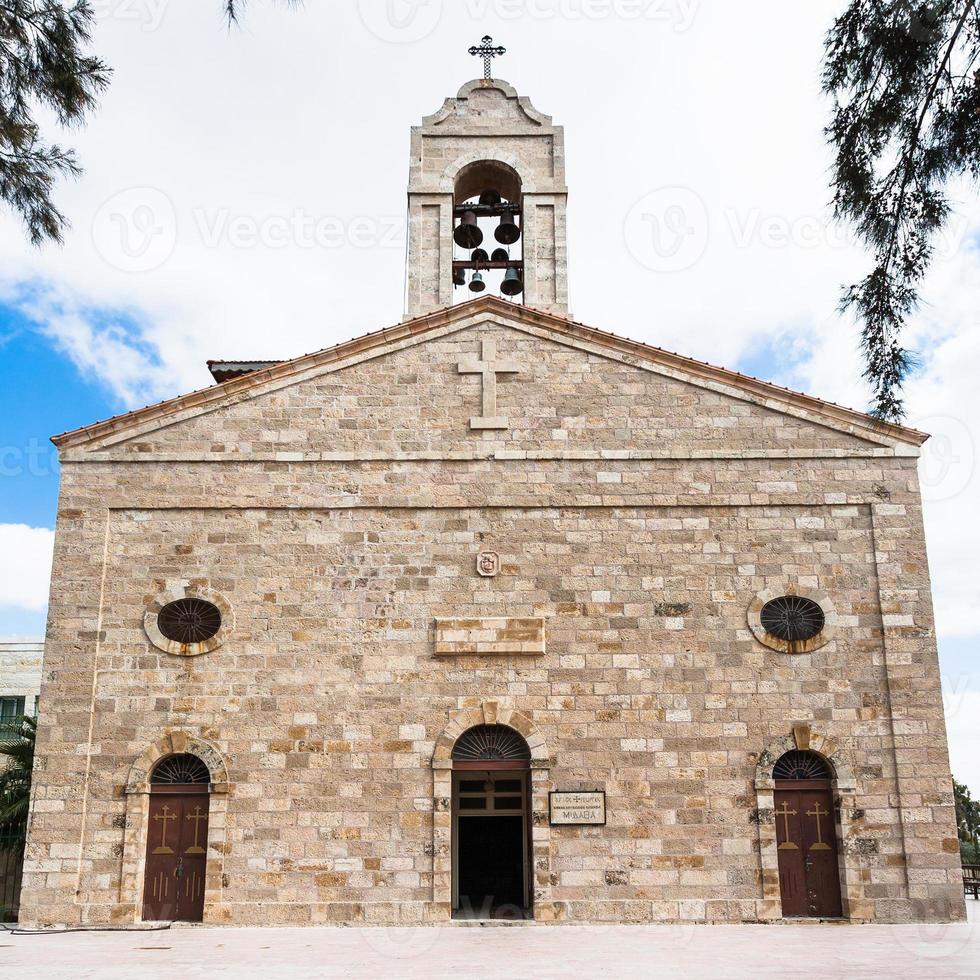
[469,35,506,80]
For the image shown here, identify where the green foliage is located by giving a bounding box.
[954,778,980,865]
[0,1,110,244]
[0,1,300,245]
[0,715,36,852]
[824,1,980,421]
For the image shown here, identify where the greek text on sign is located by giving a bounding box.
[549,791,606,826]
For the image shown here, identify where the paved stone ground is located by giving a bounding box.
[2,904,978,980]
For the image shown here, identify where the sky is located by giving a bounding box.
[0,1,978,786]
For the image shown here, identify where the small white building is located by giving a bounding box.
[0,640,43,727]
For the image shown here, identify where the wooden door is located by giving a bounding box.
[774,783,843,918]
[142,788,210,922]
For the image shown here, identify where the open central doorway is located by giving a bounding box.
[451,725,532,920]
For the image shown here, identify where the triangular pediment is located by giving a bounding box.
[53,298,924,460]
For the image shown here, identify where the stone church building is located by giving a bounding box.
[21,74,964,927]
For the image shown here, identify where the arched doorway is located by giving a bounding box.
[142,753,212,922]
[773,750,843,918]
[451,724,532,919]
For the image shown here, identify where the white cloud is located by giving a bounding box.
[0,525,55,613]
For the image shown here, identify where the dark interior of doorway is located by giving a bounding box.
[455,814,528,920]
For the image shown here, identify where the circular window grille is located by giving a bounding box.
[760,595,826,644]
[150,753,211,785]
[452,725,531,763]
[773,750,832,781]
[157,598,223,645]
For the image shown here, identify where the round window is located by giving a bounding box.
[760,595,826,644]
[747,588,836,654]
[145,586,231,656]
[157,597,223,644]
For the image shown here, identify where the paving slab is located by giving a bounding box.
[2,903,978,980]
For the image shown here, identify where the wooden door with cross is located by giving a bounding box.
[142,786,211,922]
[774,784,843,918]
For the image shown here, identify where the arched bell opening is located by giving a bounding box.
[452,161,524,304]
[450,724,532,920]
[772,749,844,919]
[142,753,213,923]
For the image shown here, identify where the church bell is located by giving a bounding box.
[453,210,483,249]
[500,267,524,296]
[470,248,490,264]
[468,270,486,293]
[490,248,509,263]
[479,189,502,206]
[452,266,466,287]
[495,213,521,245]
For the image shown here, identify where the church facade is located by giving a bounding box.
[20,76,964,927]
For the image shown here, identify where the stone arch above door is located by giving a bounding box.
[431,702,550,769]
[125,731,230,794]
[753,726,856,792]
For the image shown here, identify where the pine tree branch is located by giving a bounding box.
[881,0,976,281]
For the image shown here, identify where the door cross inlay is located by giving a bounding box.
[152,805,176,854]
[775,800,798,850]
[185,805,208,854]
[807,801,832,850]
[457,340,521,431]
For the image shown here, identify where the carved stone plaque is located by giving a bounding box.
[476,551,499,577]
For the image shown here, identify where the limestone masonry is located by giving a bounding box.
[19,78,963,927]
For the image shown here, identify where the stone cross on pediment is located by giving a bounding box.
[457,340,521,431]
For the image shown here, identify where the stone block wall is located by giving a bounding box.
[18,314,963,927]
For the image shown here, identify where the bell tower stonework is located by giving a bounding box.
[405,77,569,319]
